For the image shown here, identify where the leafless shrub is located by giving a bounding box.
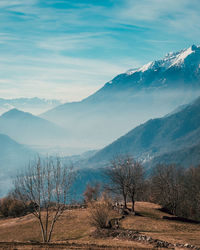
[89,199,112,229]
[83,183,100,203]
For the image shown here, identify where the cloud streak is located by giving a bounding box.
[0,53,140,101]
[113,0,200,37]
[0,0,199,100]
[37,32,113,52]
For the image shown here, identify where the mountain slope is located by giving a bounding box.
[88,96,200,166]
[0,133,35,196]
[0,109,69,147]
[0,133,33,170]
[147,142,200,168]
[41,45,200,148]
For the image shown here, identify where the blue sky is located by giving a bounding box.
[0,0,200,101]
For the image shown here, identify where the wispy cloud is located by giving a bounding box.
[0,53,140,100]
[0,0,36,8]
[37,32,113,52]
[0,33,19,43]
[0,0,199,100]
[112,0,200,37]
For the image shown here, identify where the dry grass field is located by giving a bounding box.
[0,202,199,249]
[122,202,200,247]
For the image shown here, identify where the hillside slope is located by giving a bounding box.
[147,142,200,168]
[0,202,199,249]
[0,133,35,196]
[88,96,200,167]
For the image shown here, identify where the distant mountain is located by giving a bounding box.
[0,109,69,147]
[0,97,61,115]
[0,133,35,196]
[88,96,200,167]
[41,45,200,149]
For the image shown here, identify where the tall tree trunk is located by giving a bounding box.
[47,209,60,242]
[131,196,135,212]
[47,217,57,242]
[45,208,49,242]
[38,217,46,242]
[123,193,127,209]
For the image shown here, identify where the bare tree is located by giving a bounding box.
[13,157,75,243]
[183,165,200,221]
[105,155,144,211]
[126,159,144,212]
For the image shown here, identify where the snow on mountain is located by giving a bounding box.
[170,46,194,67]
[126,68,140,75]
[126,45,200,76]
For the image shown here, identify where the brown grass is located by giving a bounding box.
[0,202,199,249]
[0,207,152,249]
[122,202,200,247]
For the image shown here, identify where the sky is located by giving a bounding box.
[0,0,200,101]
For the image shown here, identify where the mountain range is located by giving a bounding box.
[41,45,200,149]
[0,97,61,115]
[1,45,200,196]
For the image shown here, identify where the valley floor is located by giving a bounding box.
[0,202,199,249]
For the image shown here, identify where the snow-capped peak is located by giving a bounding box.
[170,45,196,67]
[126,62,155,75]
[126,45,200,75]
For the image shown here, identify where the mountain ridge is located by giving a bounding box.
[0,97,61,115]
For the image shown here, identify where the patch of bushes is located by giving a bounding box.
[0,196,32,218]
[150,164,200,221]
